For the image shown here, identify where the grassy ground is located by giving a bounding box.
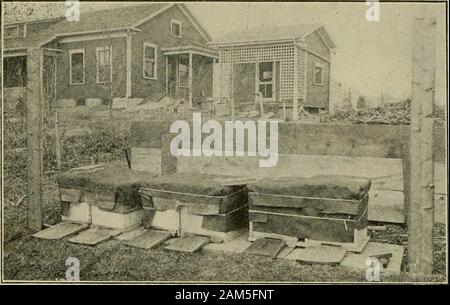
[3,161,447,283]
[2,107,447,283]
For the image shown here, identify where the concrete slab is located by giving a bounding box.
[285,246,347,265]
[115,227,147,241]
[203,231,251,254]
[245,238,286,258]
[164,235,210,253]
[341,242,404,275]
[69,227,122,246]
[276,246,295,259]
[32,222,88,240]
[124,230,172,249]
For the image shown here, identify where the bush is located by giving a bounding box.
[63,121,130,165]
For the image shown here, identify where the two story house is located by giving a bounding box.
[3,3,217,109]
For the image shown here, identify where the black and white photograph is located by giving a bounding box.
[0,0,448,287]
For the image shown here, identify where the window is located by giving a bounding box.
[143,43,157,79]
[5,26,19,39]
[258,62,274,99]
[171,20,182,38]
[96,47,112,83]
[178,54,189,87]
[313,63,324,86]
[3,56,27,87]
[70,49,85,85]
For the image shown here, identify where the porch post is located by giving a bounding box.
[189,52,193,108]
[26,47,44,231]
[328,48,337,114]
[165,56,169,94]
[126,29,132,105]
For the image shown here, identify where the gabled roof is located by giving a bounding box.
[211,24,336,48]
[4,3,211,50]
[49,3,171,34]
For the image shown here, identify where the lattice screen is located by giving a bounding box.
[217,43,298,101]
[297,48,307,100]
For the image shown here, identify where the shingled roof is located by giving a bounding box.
[4,3,211,50]
[211,24,336,48]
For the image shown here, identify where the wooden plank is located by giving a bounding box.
[203,231,251,254]
[124,230,172,249]
[164,235,210,253]
[419,118,435,273]
[368,190,404,224]
[69,227,122,246]
[252,213,356,243]
[115,227,147,241]
[285,245,347,265]
[26,47,44,231]
[408,16,436,275]
[244,238,286,258]
[249,192,362,215]
[341,242,405,275]
[201,206,249,232]
[214,177,257,186]
[152,197,221,215]
[32,222,88,240]
[130,121,445,161]
[143,207,156,229]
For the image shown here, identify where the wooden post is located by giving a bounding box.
[401,139,410,225]
[408,16,436,275]
[258,92,264,117]
[26,47,44,231]
[161,134,177,176]
[189,52,193,109]
[55,109,62,170]
[230,47,235,119]
[126,29,132,107]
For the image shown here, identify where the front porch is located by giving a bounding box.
[3,48,60,113]
[162,44,218,110]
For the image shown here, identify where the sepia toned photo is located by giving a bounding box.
[1,0,448,288]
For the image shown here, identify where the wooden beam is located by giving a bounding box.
[188,52,193,108]
[131,120,445,161]
[419,118,435,273]
[161,134,177,176]
[26,47,44,231]
[408,16,436,275]
[126,30,132,100]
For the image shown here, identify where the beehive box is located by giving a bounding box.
[138,173,249,242]
[57,165,157,230]
[248,175,371,251]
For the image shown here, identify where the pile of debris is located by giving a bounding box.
[320,99,446,126]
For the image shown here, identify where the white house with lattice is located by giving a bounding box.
[210,24,337,119]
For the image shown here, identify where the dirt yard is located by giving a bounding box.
[2,106,447,283]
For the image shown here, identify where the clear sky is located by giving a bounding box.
[5,1,447,105]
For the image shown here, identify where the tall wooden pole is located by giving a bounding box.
[189,52,193,109]
[55,110,62,170]
[26,47,44,231]
[408,16,436,275]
